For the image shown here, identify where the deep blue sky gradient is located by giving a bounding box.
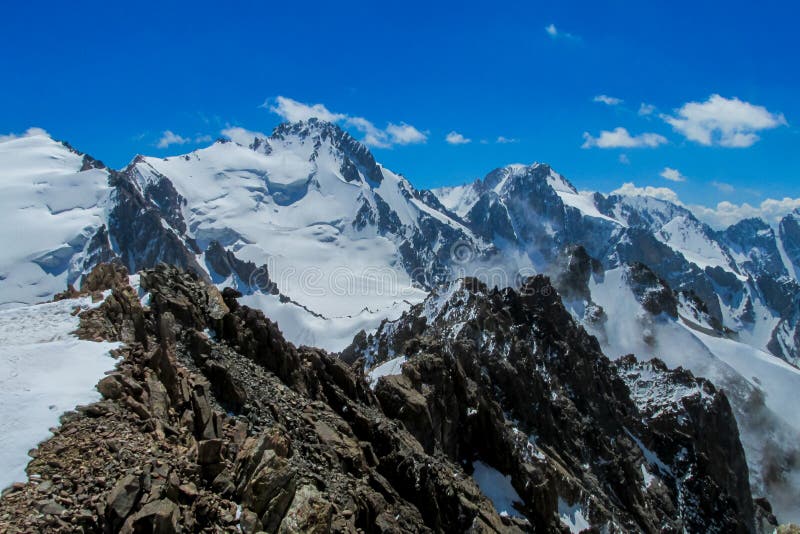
[2,0,798,207]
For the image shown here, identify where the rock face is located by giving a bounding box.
[346,275,762,532]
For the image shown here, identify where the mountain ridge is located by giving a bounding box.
[2,120,800,523]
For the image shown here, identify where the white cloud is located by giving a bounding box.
[618,154,630,165]
[661,94,787,147]
[496,136,518,144]
[445,131,471,145]
[221,126,268,145]
[582,127,667,149]
[156,131,212,149]
[711,181,735,193]
[692,198,800,229]
[638,103,656,116]
[0,127,50,142]
[268,96,345,123]
[266,95,426,148]
[344,116,391,148]
[660,167,686,182]
[156,130,190,148]
[593,95,623,106]
[385,123,428,145]
[545,24,578,40]
[611,182,681,204]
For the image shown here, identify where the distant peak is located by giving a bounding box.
[270,118,350,141]
[479,162,575,195]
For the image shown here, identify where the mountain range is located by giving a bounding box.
[1,119,799,527]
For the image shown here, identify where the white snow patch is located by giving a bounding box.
[641,464,656,489]
[556,189,621,225]
[471,461,525,519]
[558,498,591,533]
[0,296,120,490]
[366,355,407,390]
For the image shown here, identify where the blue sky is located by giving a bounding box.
[2,1,799,224]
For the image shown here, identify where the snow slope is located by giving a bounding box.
[130,127,459,319]
[0,295,119,490]
[239,291,415,352]
[0,135,111,309]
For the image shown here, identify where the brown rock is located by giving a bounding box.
[197,439,224,465]
[97,375,124,400]
[278,484,333,533]
[120,498,180,534]
[106,474,142,527]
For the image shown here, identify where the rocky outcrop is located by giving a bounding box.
[107,168,206,279]
[348,275,762,532]
[203,240,279,294]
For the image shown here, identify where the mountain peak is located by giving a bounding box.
[478,162,576,196]
[270,118,350,143]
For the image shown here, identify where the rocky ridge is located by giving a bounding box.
[345,275,773,532]
[0,263,527,532]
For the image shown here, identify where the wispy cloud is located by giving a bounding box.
[545,23,578,40]
[220,126,268,145]
[385,123,428,145]
[266,96,427,148]
[582,127,667,149]
[593,95,623,106]
[660,167,686,182]
[619,154,630,164]
[157,130,213,149]
[445,131,471,145]
[496,136,518,144]
[638,103,656,116]
[711,181,735,193]
[156,130,189,148]
[661,94,787,147]
[0,127,50,142]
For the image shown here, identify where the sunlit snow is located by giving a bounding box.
[0,296,119,490]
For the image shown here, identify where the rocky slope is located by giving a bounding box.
[345,273,772,532]
[549,245,800,523]
[0,262,779,532]
[0,264,526,532]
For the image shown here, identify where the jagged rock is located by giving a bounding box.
[36,499,65,516]
[278,484,333,533]
[120,498,180,533]
[106,474,142,528]
[190,384,218,440]
[80,261,129,293]
[348,274,760,532]
[196,439,224,466]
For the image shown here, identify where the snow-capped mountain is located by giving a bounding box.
[0,120,489,350]
[434,164,800,367]
[2,120,800,526]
